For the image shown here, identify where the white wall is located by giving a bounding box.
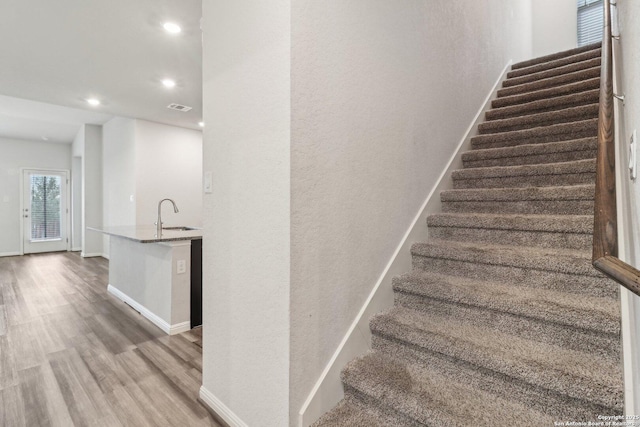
[82,124,103,257]
[614,0,640,415]
[71,156,82,250]
[289,1,533,424]
[532,0,577,57]
[0,138,71,256]
[101,117,203,257]
[201,0,291,426]
[102,117,136,256]
[103,117,136,229]
[134,119,203,228]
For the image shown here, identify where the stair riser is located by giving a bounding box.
[462,148,597,168]
[486,90,598,121]
[428,226,591,250]
[453,172,595,189]
[471,126,597,150]
[394,291,620,360]
[371,335,620,421]
[504,58,601,88]
[511,43,600,70]
[492,79,600,109]
[507,49,601,79]
[478,106,598,135]
[497,67,601,98]
[441,199,594,215]
[411,255,617,298]
[342,387,432,427]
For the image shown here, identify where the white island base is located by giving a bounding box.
[107,236,193,335]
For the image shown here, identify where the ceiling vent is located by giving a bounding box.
[167,103,193,112]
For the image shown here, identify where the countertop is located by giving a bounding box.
[88,225,203,243]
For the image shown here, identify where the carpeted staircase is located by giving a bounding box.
[313,42,624,426]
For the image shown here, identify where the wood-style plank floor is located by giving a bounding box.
[0,252,220,427]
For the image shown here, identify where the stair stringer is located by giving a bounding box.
[297,60,513,427]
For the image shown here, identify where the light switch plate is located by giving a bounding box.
[204,171,213,193]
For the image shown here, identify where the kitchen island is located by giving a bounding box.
[89,225,202,335]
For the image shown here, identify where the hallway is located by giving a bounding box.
[0,253,218,426]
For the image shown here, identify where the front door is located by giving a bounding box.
[22,169,69,254]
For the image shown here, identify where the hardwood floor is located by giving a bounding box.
[0,252,220,427]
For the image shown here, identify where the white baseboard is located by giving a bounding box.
[81,252,103,258]
[297,61,513,427]
[107,284,190,335]
[71,247,82,252]
[0,251,21,258]
[199,386,249,427]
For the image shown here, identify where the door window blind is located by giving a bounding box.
[30,174,62,240]
[577,0,604,46]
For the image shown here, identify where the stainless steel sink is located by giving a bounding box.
[162,226,198,231]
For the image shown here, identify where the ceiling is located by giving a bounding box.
[0,0,202,143]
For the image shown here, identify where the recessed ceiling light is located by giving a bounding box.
[86,98,100,106]
[162,79,176,88]
[41,136,49,141]
[198,122,205,127]
[163,22,181,34]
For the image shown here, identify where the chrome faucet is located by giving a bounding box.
[156,198,179,235]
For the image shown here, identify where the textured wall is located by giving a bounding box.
[201,0,291,426]
[289,0,533,423]
[614,0,640,414]
[532,0,577,57]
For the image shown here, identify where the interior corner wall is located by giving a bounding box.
[532,0,577,57]
[0,137,71,256]
[201,0,291,426]
[102,117,137,256]
[133,119,203,228]
[614,0,640,415]
[289,0,532,423]
[72,156,82,250]
[82,124,103,257]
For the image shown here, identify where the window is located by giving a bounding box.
[577,0,604,46]
[30,174,62,240]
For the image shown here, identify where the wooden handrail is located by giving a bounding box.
[592,0,640,296]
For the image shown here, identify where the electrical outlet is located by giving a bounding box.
[177,260,187,274]
[630,130,637,180]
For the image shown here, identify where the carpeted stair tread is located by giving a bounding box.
[471,118,597,150]
[478,103,598,135]
[441,184,594,215]
[340,352,554,426]
[462,137,597,168]
[427,212,592,234]
[370,307,623,410]
[392,271,619,336]
[411,239,603,277]
[507,48,601,79]
[511,42,601,70]
[497,66,601,98]
[503,57,601,88]
[427,211,592,250]
[492,78,599,109]
[441,184,594,203]
[452,158,595,189]
[486,89,599,121]
[312,397,416,427]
